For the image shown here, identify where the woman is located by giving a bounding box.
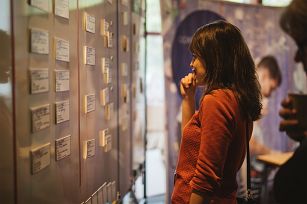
[171,21,262,204]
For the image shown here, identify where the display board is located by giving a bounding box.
[7,0,145,203]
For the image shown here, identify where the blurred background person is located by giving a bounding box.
[237,55,282,203]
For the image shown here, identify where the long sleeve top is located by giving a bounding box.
[274,137,307,204]
[171,89,253,204]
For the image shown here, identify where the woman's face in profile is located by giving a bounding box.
[190,55,206,86]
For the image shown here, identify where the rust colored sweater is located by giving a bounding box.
[172,89,253,204]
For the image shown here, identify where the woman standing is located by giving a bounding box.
[171,21,262,204]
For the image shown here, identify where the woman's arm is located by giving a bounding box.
[189,192,211,204]
[180,73,196,133]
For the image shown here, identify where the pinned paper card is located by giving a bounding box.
[121,35,129,52]
[101,57,110,71]
[86,139,95,158]
[30,28,49,54]
[107,32,113,48]
[100,88,109,106]
[55,37,69,62]
[54,0,69,19]
[55,100,70,124]
[55,70,69,92]
[99,128,108,147]
[84,94,96,113]
[84,13,95,33]
[121,63,128,77]
[101,19,109,36]
[30,69,49,94]
[55,135,71,161]
[104,103,113,121]
[29,0,49,12]
[31,143,51,174]
[31,104,50,132]
[121,0,129,6]
[122,12,129,26]
[102,67,111,84]
[121,84,128,103]
[84,46,96,66]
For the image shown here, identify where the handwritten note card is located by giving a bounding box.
[55,135,71,160]
[31,28,49,54]
[55,37,69,62]
[31,104,50,132]
[84,46,96,66]
[54,0,69,19]
[30,69,49,94]
[55,100,70,124]
[84,94,96,113]
[84,13,96,33]
[31,143,51,174]
[55,70,69,92]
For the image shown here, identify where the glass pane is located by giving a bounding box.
[146,0,162,33]
[146,35,164,106]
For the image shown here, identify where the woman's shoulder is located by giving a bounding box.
[201,88,236,104]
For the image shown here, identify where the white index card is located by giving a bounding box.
[55,0,69,19]
[107,32,113,48]
[55,37,69,62]
[55,70,69,92]
[84,46,96,66]
[31,143,51,174]
[30,28,49,54]
[31,104,50,132]
[87,139,95,158]
[29,0,49,12]
[122,12,129,26]
[121,35,129,52]
[100,19,109,36]
[84,13,95,33]
[104,102,113,121]
[55,100,70,124]
[55,135,71,161]
[99,128,108,147]
[30,68,49,94]
[121,63,128,77]
[121,0,129,6]
[100,88,109,106]
[84,94,96,113]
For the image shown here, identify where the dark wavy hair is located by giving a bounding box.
[280,0,307,45]
[189,20,262,121]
